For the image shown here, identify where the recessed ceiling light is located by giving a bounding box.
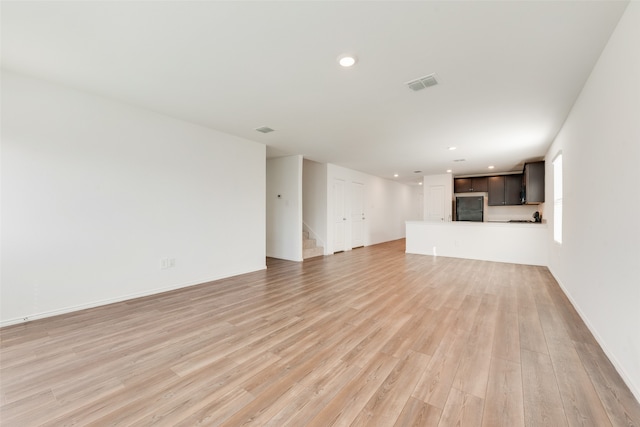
[338,54,357,68]
[488,165,495,169]
[418,182,423,185]
[393,174,399,178]
[446,169,452,173]
[448,147,457,151]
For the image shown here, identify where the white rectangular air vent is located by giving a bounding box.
[255,126,275,134]
[406,73,438,92]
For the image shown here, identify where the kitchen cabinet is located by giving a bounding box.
[506,174,523,205]
[488,174,523,206]
[454,177,488,193]
[523,161,545,204]
[488,176,504,205]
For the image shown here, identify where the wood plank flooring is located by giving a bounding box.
[1,239,639,426]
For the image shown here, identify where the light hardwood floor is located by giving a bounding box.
[1,239,639,426]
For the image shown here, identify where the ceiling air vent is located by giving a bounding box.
[406,73,438,92]
[255,126,275,134]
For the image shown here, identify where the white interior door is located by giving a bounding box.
[333,179,346,252]
[351,182,364,248]
[426,185,445,222]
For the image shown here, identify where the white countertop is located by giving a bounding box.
[406,220,547,227]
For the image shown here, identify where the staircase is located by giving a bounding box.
[303,231,324,260]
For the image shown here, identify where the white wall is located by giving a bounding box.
[302,159,327,251]
[413,186,424,220]
[326,164,415,254]
[266,156,303,261]
[1,70,266,326]
[545,2,640,399]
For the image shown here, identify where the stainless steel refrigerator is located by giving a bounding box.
[456,196,484,222]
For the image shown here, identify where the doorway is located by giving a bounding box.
[333,178,346,252]
[426,184,445,222]
[351,182,365,248]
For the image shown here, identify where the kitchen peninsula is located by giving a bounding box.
[411,164,547,266]
[406,220,547,266]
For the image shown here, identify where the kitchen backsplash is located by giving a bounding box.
[486,202,543,222]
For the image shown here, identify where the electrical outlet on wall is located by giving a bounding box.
[160,258,176,269]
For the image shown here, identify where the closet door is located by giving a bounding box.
[333,179,346,252]
[351,182,364,248]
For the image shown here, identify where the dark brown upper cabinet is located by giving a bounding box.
[488,174,523,206]
[454,177,488,193]
[523,161,545,204]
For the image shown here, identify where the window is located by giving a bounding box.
[553,153,563,243]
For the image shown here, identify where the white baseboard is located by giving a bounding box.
[547,266,640,403]
[0,265,267,328]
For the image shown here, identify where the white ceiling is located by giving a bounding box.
[1,1,628,184]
